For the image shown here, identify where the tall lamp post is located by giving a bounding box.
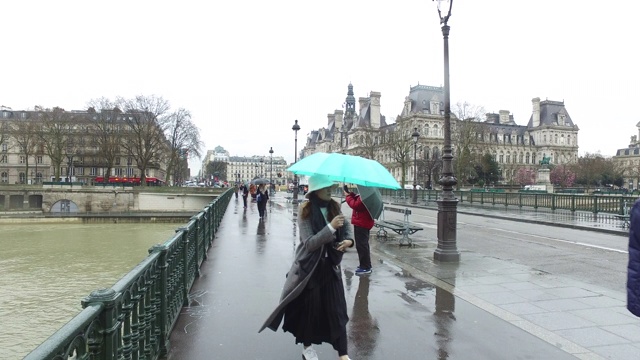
[292,120,301,202]
[411,127,420,204]
[434,0,460,262]
[269,147,274,194]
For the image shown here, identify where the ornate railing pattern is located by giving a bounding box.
[380,189,636,215]
[24,189,233,360]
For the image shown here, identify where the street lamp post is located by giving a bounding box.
[434,0,460,262]
[292,120,301,202]
[411,127,420,204]
[269,147,274,194]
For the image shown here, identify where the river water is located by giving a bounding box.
[0,222,180,360]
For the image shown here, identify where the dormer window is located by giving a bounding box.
[558,114,566,126]
[430,101,440,115]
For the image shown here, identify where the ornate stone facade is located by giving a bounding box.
[301,84,580,187]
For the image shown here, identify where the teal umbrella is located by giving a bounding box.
[287,152,400,190]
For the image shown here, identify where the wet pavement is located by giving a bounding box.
[164,192,639,360]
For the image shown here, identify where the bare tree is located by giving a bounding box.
[164,108,204,185]
[86,98,124,183]
[10,114,39,184]
[351,128,378,160]
[452,102,485,186]
[117,95,170,186]
[419,146,442,189]
[386,127,414,187]
[205,160,227,181]
[37,107,71,181]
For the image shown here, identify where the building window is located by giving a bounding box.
[19,172,26,184]
[127,157,132,165]
[1,172,7,183]
[115,157,121,165]
[76,167,84,175]
[37,156,43,164]
[36,172,42,183]
[90,167,97,176]
[127,167,134,177]
[115,168,123,176]
[20,156,25,164]
[1,144,7,152]
[499,154,504,163]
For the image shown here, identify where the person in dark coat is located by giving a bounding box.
[344,185,375,275]
[628,199,640,316]
[240,184,249,209]
[259,174,355,360]
[256,183,269,219]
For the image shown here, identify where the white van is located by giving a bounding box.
[403,184,423,190]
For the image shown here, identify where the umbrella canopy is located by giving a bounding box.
[251,178,270,185]
[357,185,383,220]
[287,152,400,190]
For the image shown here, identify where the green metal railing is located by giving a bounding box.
[379,189,636,215]
[24,188,233,360]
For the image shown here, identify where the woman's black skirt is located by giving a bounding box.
[282,258,348,346]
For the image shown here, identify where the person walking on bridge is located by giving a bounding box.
[260,174,355,360]
[343,185,375,276]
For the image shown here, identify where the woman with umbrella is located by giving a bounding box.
[260,174,355,360]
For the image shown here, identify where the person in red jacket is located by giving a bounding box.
[344,185,375,275]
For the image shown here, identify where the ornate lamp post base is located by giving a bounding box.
[434,197,460,262]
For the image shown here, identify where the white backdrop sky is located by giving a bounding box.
[2,1,638,174]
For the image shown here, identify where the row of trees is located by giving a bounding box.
[0,95,203,185]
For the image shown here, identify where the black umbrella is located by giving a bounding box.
[356,185,383,220]
[251,178,270,185]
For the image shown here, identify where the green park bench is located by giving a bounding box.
[374,206,423,246]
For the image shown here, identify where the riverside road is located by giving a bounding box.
[164,192,638,360]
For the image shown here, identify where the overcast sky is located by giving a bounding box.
[2,0,638,174]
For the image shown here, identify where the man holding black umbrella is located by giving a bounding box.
[344,185,375,275]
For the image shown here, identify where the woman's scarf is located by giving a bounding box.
[309,194,344,247]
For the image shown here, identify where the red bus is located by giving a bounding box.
[94,176,164,186]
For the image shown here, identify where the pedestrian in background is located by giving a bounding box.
[260,174,355,360]
[627,199,640,317]
[256,183,269,219]
[344,185,375,275]
[240,184,249,209]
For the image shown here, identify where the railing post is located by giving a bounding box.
[518,192,523,208]
[82,288,120,360]
[551,194,556,210]
[176,226,190,306]
[149,244,170,356]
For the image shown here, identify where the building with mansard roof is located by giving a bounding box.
[613,123,640,190]
[300,84,580,187]
[200,146,289,185]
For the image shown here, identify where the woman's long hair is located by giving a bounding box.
[301,191,340,221]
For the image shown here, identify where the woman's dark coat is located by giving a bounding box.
[259,202,354,333]
[628,199,640,317]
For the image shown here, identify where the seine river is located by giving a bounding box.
[0,222,181,360]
